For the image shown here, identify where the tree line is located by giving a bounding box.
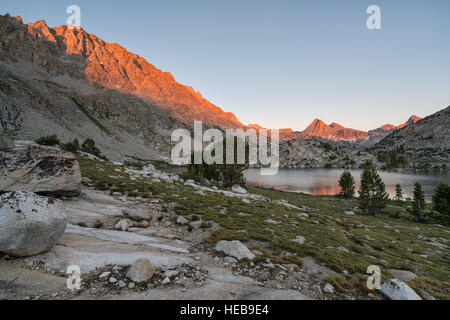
[338,161,450,222]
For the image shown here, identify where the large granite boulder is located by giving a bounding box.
[380,279,422,300]
[126,258,156,283]
[0,141,81,196]
[215,240,256,261]
[0,191,67,257]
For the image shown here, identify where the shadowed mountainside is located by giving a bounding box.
[0,14,242,161]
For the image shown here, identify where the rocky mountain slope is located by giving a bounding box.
[397,115,422,129]
[279,138,376,168]
[374,106,450,160]
[0,14,242,161]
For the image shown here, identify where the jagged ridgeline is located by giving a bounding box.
[0,14,242,162]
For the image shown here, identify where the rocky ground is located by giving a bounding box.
[0,186,331,300]
[1,148,449,300]
[279,138,378,169]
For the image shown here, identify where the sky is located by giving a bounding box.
[1,0,450,131]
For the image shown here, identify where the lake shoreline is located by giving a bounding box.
[245,167,449,202]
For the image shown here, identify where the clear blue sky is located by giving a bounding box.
[2,0,450,131]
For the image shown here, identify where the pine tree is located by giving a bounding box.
[395,184,403,202]
[359,161,389,216]
[412,182,426,222]
[186,136,248,187]
[339,170,355,198]
[432,183,450,216]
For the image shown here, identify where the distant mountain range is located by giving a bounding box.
[249,115,423,143]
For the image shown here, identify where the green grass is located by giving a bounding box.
[78,155,450,299]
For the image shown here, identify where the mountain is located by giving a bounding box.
[297,115,425,143]
[248,124,266,130]
[247,124,297,141]
[397,115,422,129]
[374,107,450,158]
[0,14,243,160]
[364,115,423,146]
[368,124,396,137]
[300,119,369,142]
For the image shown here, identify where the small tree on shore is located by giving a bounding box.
[395,184,403,202]
[432,183,450,216]
[339,170,355,198]
[412,182,426,222]
[358,161,389,216]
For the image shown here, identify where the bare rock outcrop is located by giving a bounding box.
[380,279,422,300]
[0,142,82,196]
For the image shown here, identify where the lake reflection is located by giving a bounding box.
[245,168,450,201]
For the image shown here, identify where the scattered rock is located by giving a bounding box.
[99,272,111,279]
[337,246,350,253]
[142,164,156,173]
[380,279,422,300]
[215,240,256,261]
[344,211,355,215]
[164,270,179,279]
[323,283,334,294]
[231,185,248,194]
[313,284,323,298]
[115,219,133,231]
[109,277,118,284]
[161,277,171,285]
[0,191,67,257]
[122,208,150,221]
[189,220,202,229]
[298,213,309,218]
[126,258,156,283]
[184,180,196,187]
[291,236,306,245]
[176,216,189,226]
[224,256,238,264]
